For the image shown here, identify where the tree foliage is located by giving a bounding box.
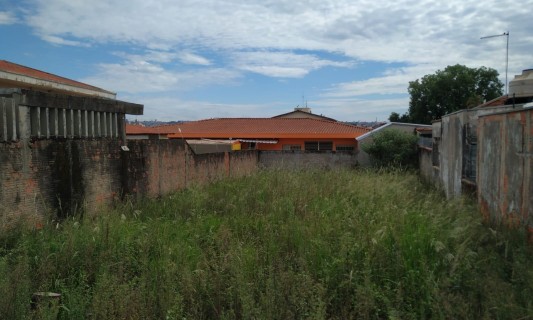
[361,128,419,168]
[391,64,504,124]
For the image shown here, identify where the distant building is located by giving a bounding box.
[127,118,371,152]
[273,107,338,122]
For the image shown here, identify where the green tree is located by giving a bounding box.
[361,128,419,168]
[390,64,504,124]
[388,112,410,123]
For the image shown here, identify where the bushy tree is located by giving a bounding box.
[388,112,410,123]
[390,64,504,124]
[361,129,419,168]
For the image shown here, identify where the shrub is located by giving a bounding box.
[361,128,419,168]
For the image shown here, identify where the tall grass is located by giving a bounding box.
[1,169,532,319]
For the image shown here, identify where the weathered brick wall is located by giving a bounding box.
[259,151,358,169]
[1,138,260,228]
[4,139,354,229]
[125,139,188,198]
[0,139,123,228]
[125,140,258,198]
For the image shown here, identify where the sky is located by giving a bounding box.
[1,0,532,122]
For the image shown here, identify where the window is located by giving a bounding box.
[304,141,318,151]
[336,145,354,152]
[283,144,301,151]
[304,141,333,151]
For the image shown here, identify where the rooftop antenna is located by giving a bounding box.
[480,31,509,94]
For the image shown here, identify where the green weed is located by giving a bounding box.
[1,169,532,319]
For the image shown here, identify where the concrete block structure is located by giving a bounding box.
[0,60,143,227]
[477,107,533,228]
[419,68,533,231]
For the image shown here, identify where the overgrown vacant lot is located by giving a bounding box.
[1,170,533,319]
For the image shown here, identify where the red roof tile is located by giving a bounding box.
[126,124,179,135]
[131,118,371,139]
[475,95,507,108]
[0,60,113,94]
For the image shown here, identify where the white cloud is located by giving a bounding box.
[19,0,533,121]
[231,51,353,78]
[322,65,438,98]
[178,52,212,66]
[40,34,90,47]
[80,59,241,94]
[23,0,533,67]
[0,11,16,24]
[312,97,411,121]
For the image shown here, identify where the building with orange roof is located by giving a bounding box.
[129,118,371,152]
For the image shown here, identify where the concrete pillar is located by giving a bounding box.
[1,97,8,142]
[17,106,31,140]
[5,97,17,141]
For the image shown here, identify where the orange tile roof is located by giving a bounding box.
[475,95,507,108]
[126,124,171,135]
[139,118,372,139]
[0,60,113,94]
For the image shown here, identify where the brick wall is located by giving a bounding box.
[1,139,259,228]
[125,140,258,198]
[0,139,123,228]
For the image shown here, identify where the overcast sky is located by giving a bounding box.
[1,0,532,121]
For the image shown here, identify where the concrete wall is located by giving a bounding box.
[259,150,358,169]
[0,138,258,229]
[438,111,466,198]
[419,147,439,186]
[433,105,517,199]
[478,108,533,228]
